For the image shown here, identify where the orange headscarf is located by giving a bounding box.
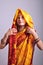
[8,8,34,65]
[13,8,34,28]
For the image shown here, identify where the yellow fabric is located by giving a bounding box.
[15,29,34,65]
[11,64,15,65]
[13,8,34,28]
[11,8,34,65]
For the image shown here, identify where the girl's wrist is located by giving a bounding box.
[33,31,39,39]
[33,32,40,44]
[2,32,9,44]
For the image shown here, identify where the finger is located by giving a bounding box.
[12,28,17,32]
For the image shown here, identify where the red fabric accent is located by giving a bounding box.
[8,35,17,65]
[17,33,26,46]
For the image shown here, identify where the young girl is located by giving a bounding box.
[0,9,43,65]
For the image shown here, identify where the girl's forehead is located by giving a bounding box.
[18,12,22,16]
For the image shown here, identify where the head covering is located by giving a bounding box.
[12,8,34,28]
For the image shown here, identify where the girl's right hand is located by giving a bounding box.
[6,28,17,37]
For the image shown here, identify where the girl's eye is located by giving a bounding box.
[22,16,24,19]
[17,16,20,19]
[17,15,24,19]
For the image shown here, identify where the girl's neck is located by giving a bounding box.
[17,25,25,32]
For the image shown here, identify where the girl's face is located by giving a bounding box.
[17,13,26,26]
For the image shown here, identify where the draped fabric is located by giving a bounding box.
[8,8,35,65]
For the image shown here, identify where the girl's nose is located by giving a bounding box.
[20,17,22,21]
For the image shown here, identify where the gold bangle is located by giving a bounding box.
[34,37,40,44]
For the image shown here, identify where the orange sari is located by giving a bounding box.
[8,9,35,65]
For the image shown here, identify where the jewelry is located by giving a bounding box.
[34,37,40,44]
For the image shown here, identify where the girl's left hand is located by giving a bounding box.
[26,26,36,35]
[26,26,39,39]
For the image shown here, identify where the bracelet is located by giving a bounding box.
[34,37,40,44]
[1,39,5,45]
[1,33,8,45]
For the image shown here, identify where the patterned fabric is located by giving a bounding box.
[8,9,35,65]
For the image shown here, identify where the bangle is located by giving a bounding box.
[1,38,5,45]
[34,37,40,44]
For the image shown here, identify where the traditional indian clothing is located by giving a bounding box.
[8,8,35,65]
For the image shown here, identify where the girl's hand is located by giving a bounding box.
[6,28,17,37]
[26,26,36,35]
[26,26,38,39]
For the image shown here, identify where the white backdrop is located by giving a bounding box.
[0,0,43,65]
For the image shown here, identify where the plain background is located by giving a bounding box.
[0,0,43,65]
